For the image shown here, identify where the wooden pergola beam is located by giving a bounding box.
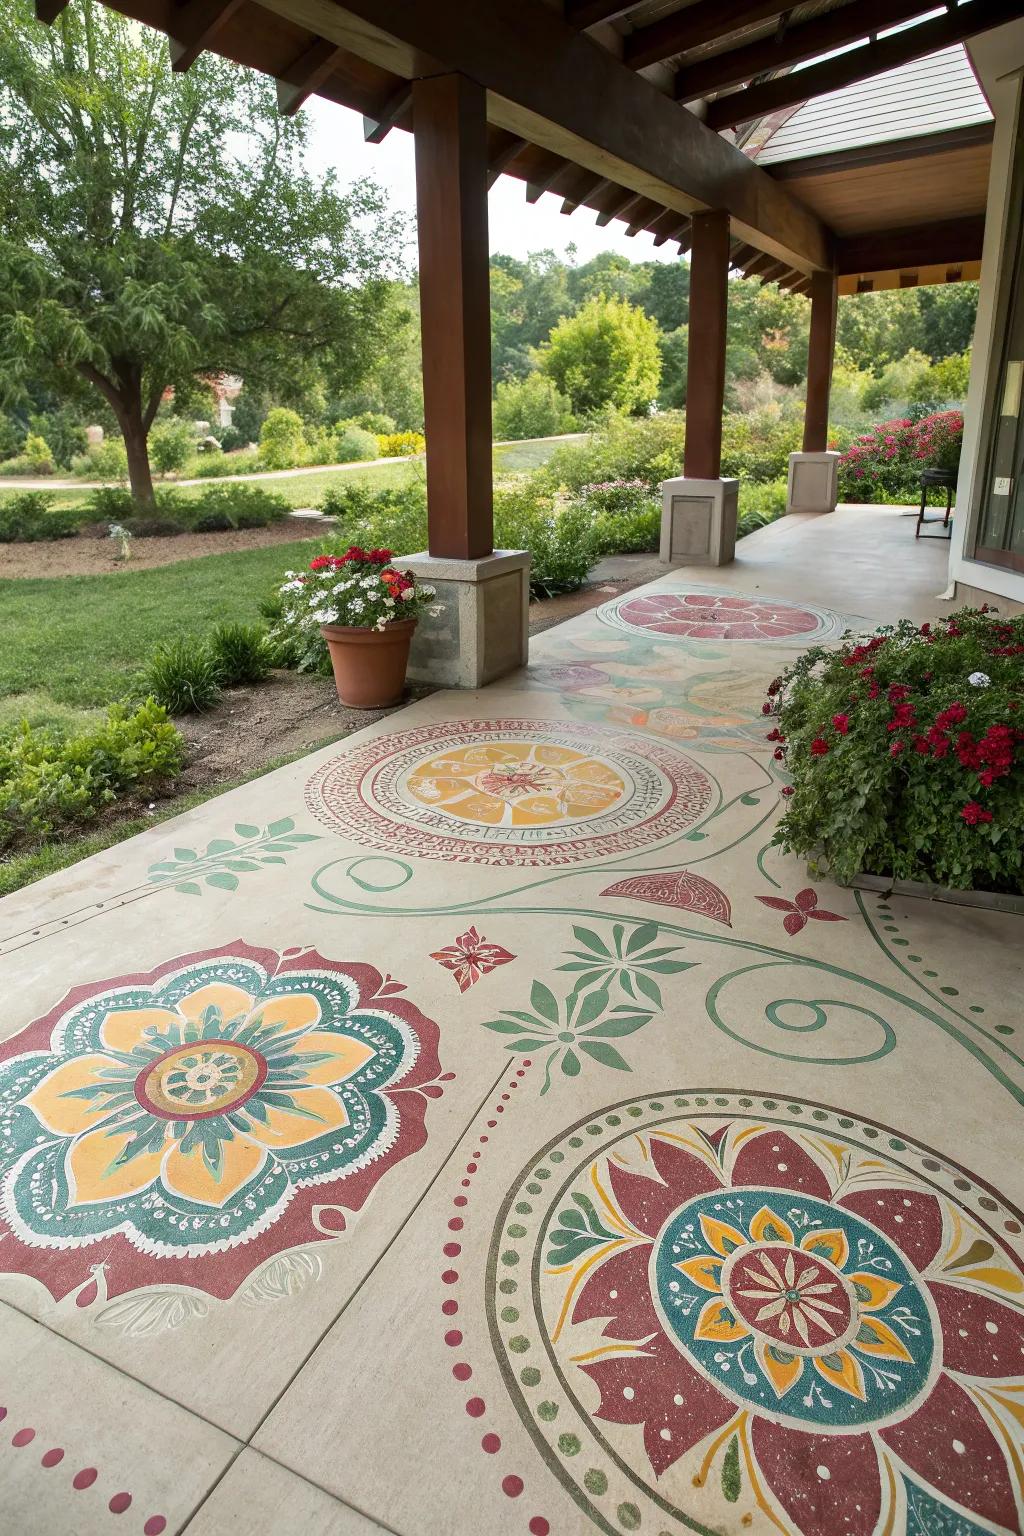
[560,174,614,214]
[276,38,346,116]
[706,0,1024,130]
[652,212,690,247]
[623,0,790,71]
[168,0,245,72]
[730,242,758,268]
[363,81,412,142]
[757,260,790,284]
[525,155,574,202]
[257,0,831,271]
[835,216,986,275]
[625,201,663,236]
[674,0,941,102]
[34,0,69,22]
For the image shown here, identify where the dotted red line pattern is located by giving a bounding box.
[440,1060,550,1536]
[0,1404,166,1531]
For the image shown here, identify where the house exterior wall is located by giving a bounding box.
[950,24,1024,605]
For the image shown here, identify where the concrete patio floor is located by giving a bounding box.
[1,505,1022,1536]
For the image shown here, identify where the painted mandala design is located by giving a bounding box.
[305,719,714,867]
[490,1093,1024,1536]
[0,942,442,1303]
[598,586,851,645]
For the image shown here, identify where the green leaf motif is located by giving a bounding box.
[545,1192,618,1266]
[531,981,559,1024]
[148,814,320,896]
[205,871,238,891]
[579,1040,629,1071]
[234,823,260,838]
[721,1435,742,1503]
[267,818,295,835]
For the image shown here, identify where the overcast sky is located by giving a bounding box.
[305,96,680,268]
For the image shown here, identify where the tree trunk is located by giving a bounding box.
[118,394,156,507]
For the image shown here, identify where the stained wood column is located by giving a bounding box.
[413,73,493,560]
[684,209,730,480]
[803,269,838,453]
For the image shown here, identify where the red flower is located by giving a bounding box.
[367,547,394,564]
[309,555,333,571]
[429,925,515,993]
[887,703,916,732]
[758,886,846,935]
[780,784,794,797]
[765,728,783,742]
[960,801,993,826]
[831,713,850,734]
[890,739,904,755]
[810,737,829,757]
[934,702,967,730]
[762,703,773,716]
[888,684,911,703]
[773,747,785,761]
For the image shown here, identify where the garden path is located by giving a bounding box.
[1,505,1021,1536]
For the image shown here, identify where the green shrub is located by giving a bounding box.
[140,639,223,714]
[839,410,963,502]
[0,492,83,542]
[577,480,660,555]
[149,418,195,476]
[494,484,597,597]
[494,373,575,441]
[354,411,395,434]
[737,477,790,536]
[721,411,801,483]
[543,412,685,493]
[770,607,1024,892]
[320,480,428,554]
[22,434,55,474]
[376,430,425,458]
[191,448,262,478]
[0,700,184,851]
[71,439,129,481]
[537,294,662,417]
[259,407,307,470]
[209,622,273,685]
[334,424,379,463]
[188,483,289,531]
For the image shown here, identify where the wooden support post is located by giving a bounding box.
[413,74,493,561]
[803,269,838,453]
[684,210,730,480]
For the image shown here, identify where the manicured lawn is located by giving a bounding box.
[0,538,319,708]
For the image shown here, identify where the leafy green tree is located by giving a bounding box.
[493,373,575,440]
[0,0,403,503]
[149,418,195,476]
[259,408,307,470]
[490,252,571,383]
[537,295,661,417]
[636,260,689,334]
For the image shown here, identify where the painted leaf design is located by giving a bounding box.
[794,888,819,912]
[601,871,732,927]
[783,910,806,936]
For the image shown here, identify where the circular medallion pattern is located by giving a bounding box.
[488,1092,1024,1536]
[598,586,850,645]
[0,943,442,1304]
[305,719,714,867]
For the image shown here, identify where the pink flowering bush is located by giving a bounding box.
[838,410,963,503]
[768,607,1024,891]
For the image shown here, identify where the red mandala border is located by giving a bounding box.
[304,718,714,868]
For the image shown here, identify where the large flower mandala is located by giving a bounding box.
[0,943,442,1304]
[598,586,851,644]
[490,1093,1024,1536]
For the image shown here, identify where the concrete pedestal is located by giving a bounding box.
[787,450,841,514]
[399,549,531,689]
[659,477,738,566]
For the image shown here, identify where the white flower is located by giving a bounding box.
[375,617,387,631]
[350,597,365,614]
[968,671,991,688]
[400,588,415,601]
[321,608,338,624]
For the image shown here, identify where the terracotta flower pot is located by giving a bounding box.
[321,618,417,709]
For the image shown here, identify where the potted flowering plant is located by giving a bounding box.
[278,546,437,708]
[765,606,1024,896]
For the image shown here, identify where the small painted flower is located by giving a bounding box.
[430,926,516,993]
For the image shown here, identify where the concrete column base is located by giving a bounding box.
[399,549,531,688]
[787,450,841,513]
[659,477,738,566]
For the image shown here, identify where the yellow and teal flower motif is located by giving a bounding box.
[0,944,441,1289]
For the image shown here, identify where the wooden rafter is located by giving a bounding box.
[651,211,690,246]
[525,155,574,202]
[595,189,647,226]
[487,132,529,189]
[256,0,831,270]
[673,0,941,102]
[168,0,245,72]
[34,0,69,22]
[564,0,641,29]
[626,201,663,236]
[623,0,790,70]
[276,38,345,116]
[560,173,614,213]
[730,242,758,268]
[363,81,412,142]
[705,0,1024,131]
